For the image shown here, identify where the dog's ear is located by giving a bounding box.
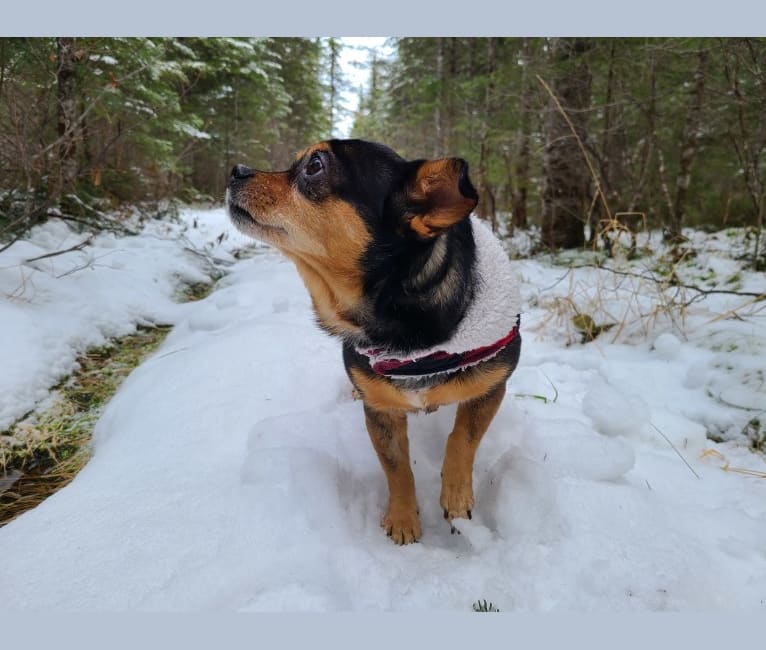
[404,158,478,238]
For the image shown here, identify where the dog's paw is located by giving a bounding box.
[440,480,474,523]
[382,505,422,545]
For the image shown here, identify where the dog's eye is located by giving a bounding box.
[305,155,324,176]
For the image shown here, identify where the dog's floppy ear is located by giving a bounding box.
[405,158,478,238]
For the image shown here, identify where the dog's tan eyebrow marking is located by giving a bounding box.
[293,141,330,163]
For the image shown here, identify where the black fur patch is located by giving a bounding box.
[320,140,479,353]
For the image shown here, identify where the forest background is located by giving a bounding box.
[1,37,764,265]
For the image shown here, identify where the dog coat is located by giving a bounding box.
[357,216,522,378]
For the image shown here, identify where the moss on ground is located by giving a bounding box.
[0,279,216,526]
[0,325,174,525]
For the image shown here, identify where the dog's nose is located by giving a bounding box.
[231,164,254,180]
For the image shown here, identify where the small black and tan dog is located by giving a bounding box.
[227,139,521,545]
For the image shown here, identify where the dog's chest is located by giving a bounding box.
[350,362,509,415]
[403,389,439,414]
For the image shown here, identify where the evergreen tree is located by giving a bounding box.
[540,38,592,250]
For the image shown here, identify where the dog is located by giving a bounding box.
[226,139,521,545]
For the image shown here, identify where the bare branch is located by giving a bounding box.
[24,237,92,263]
[567,262,765,302]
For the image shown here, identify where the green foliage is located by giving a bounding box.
[352,37,766,243]
[3,36,766,254]
[0,37,329,234]
[743,418,763,451]
[472,599,501,612]
[572,312,616,343]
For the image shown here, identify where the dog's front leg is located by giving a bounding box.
[441,381,506,523]
[363,403,421,545]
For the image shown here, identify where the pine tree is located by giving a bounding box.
[541,38,592,249]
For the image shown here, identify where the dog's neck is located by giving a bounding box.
[356,218,477,353]
[355,216,522,374]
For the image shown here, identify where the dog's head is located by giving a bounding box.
[226,139,478,340]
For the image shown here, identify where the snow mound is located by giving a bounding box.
[534,420,636,481]
[479,453,561,542]
[583,379,650,438]
[653,332,682,360]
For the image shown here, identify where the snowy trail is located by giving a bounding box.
[0,210,252,431]
[1,209,765,610]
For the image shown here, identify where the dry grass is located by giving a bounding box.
[533,74,765,346]
[700,449,766,479]
[530,242,766,348]
[541,260,693,345]
[0,324,175,526]
[0,257,228,526]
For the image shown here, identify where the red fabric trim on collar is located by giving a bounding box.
[369,322,520,378]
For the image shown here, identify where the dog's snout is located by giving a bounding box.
[231,164,254,180]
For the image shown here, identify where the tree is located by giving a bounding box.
[721,38,766,268]
[669,46,709,241]
[476,37,498,228]
[351,50,390,142]
[0,37,331,238]
[324,38,348,138]
[541,38,592,249]
[509,38,535,231]
[54,38,80,204]
[268,38,329,168]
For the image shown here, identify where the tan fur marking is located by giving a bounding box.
[288,254,363,336]
[293,141,330,163]
[349,368,415,412]
[349,365,508,414]
[284,197,369,335]
[441,383,506,521]
[363,405,421,544]
[236,170,370,338]
[410,216,439,238]
[426,366,508,408]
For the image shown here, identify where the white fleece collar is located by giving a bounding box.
[357,216,522,378]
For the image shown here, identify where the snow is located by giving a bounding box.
[653,332,682,360]
[0,209,251,430]
[177,122,212,140]
[89,54,118,66]
[1,209,765,611]
[582,378,650,438]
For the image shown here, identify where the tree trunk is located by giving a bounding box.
[55,37,80,202]
[600,41,628,221]
[476,37,497,229]
[434,38,446,158]
[511,38,532,230]
[0,39,7,101]
[669,47,708,241]
[722,39,766,269]
[628,42,656,216]
[592,40,630,250]
[445,37,457,155]
[328,38,338,137]
[541,38,592,250]
[646,43,674,224]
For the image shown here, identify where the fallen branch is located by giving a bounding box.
[0,230,26,255]
[24,237,92,264]
[649,421,700,480]
[567,263,765,303]
[700,449,766,479]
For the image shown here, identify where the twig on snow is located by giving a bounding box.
[24,237,92,264]
[649,421,701,480]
